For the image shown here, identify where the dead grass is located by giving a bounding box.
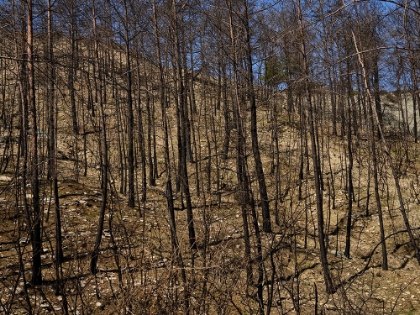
[1,53,420,313]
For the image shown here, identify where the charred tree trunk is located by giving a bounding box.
[242,0,271,233]
[170,0,197,249]
[27,0,43,286]
[69,4,79,135]
[297,0,335,294]
[153,2,190,312]
[90,0,109,274]
[344,90,354,259]
[123,0,135,208]
[226,0,253,296]
[46,0,65,295]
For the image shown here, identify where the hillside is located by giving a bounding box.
[1,1,420,314]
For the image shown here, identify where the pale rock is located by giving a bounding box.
[0,175,12,181]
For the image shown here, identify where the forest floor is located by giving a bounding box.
[1,94,420,314]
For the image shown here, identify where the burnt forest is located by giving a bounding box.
[1,0,420,314]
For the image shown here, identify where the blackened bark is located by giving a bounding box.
[153,3,190,312]
[344,95,353,259]
[90,0,108,274]
[242,0,271,233]
[297,0,335,294]
[27,0,42,286]
[171,0,197,249]
[69,4,79,135]
[136,57,147,203]
[123,0,135,208]
[226,0,253,294]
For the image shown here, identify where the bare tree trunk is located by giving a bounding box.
[370,95,389,270]
[27,0,43,286]
[226,0,253,295]
[14,2,34,299]
[242,0,271,233]
[144,63,156,186]
[123,0,135,208]
[69,3,79,135]
[407,40,419,141]
[297,0,335,294]
[221,64,231,160]
[344,86,354,259]
[136,54,147,203]
[46,0,66,296]
[153,2,190,312]
[90,0,109,275]
[372,58,382,127]
[170,0,197,250]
